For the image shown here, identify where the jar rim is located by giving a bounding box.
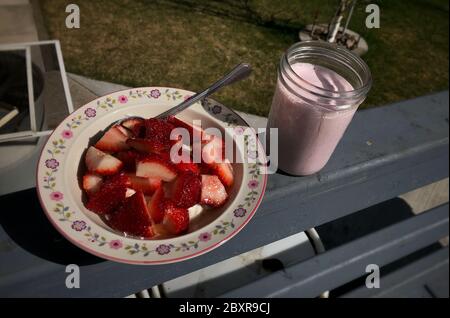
[280,41,372,110]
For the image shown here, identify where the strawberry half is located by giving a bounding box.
[116,125,133,138]
[200,175,228,207]
[167,116,195,136]
[201,136,224,164]
[136,155,177,182]
[95,125,130,152]
[201,136,233,187]
[175,161,200,175]
[125,188,137,198]
[126,138,169,154]
[86,179,127,215]
[162,200,189,235]
[167,116,203,143]
[199,162,213,175]
[126,174,162,195]
[211,160,234,188]
[151,223,172,239]
[106,191,154,238]
[115,150,141,171]
[82,173,103,195]
[106,173,132,187]
[144,118,175,147]
[85,146,123,176]
[168,172,201,208]
[121,117,145,137]
[147,187,165,223]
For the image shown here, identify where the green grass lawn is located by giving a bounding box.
[41,0,449,116]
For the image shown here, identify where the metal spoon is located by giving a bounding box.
[155,62,252,119]
[109,63,252,134]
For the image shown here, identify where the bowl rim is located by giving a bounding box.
[36,87,268,265]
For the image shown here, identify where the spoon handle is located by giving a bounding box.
[155,63,252,119]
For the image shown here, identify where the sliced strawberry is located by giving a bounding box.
[200,136,232,187]
[162,200,189,235]
[121,117,145,138]
[168,172,201,208]
[157,151,171,162]
[116,125,133,138]
[104,173,160,196]
[144,195,152,204]
[95,125,130,152]
[200,175,228,207]
[85,146,123,176]
[175,161,200,175]
[136,155,177,182]
[82,173,103,195]
[126,138,169,154]
[125,188,136,197]
[103,174,137,198]
[144,118,175,147]
[86,179,127,215]
[211,160,234,188]
[106,191,153,238]
[201,136,224,164]
[126,174,162,195]
[167,116,208,144]
[106,173,132,187]
[121,117,144,129]
[199,162,213,175]
[115,150,141,170]
[147,187,165,223]
[167,116,195,136]
[151,223,172,239]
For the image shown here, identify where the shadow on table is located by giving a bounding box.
[0,188,103,265]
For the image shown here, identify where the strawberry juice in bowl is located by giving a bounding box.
[267,41,372,175]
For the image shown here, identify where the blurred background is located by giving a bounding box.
[38,0,449,116]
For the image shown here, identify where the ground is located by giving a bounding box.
[41,0,449,116]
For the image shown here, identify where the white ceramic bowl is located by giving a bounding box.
[36,87,267,264]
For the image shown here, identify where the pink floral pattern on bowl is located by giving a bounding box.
[50,191,64,201]
[84,108,96,118]
[109,240,123,250]
[45,158,59,169]
[71,220,87,231]
[61,130,73,139]
[198,232,212,242]
[150,89,161,99]
[248,180,259,189]
[118,95,128,104]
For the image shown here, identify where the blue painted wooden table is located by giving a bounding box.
[0,91,448,297]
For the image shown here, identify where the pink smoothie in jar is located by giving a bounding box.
[267,41,372,175]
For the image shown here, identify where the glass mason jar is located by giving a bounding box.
[267,41,372,175]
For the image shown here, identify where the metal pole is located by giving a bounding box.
[343,0,357,35]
